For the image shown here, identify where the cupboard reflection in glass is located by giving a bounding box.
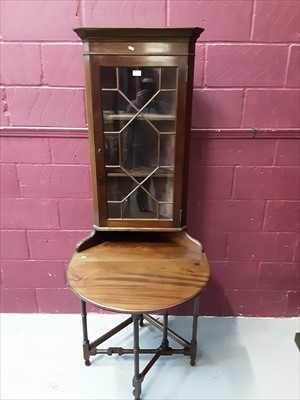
[101,67,177,220]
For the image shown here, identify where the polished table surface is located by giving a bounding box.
[67,232,210,314]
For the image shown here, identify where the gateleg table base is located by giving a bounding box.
[81,297,200,400]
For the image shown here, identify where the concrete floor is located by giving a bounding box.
[1,314,299,400]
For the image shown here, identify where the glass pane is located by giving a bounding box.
[119,67,160,104]
[123,183,158,219]
[107,203,121,219]
[102,91,129,132]
[152,169,174,202]
[161,68,177,89]
[151,119,176,133]
[104,133,119,165]
[159,204,173,219]
[100,66,178,221]
[106,176,137,201]
[101,67,117,89]
[160,135,175,166]
[119,68,139,102]
[121,121,158,170]
[149,91,176,115]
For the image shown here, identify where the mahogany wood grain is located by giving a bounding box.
[75,27,203,231]
[74,28,204,43]
[67,232,209,313]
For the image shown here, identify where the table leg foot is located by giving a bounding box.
[81,300,91,366]
[190,296,199,366]
[132,314,143,399]
[132,375,143,400]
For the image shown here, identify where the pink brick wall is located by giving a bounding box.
[0,0,299,316]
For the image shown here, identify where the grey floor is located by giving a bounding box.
[1,314,299,400]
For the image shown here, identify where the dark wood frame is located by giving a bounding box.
[75,28,203,232]
[71,29,208,400]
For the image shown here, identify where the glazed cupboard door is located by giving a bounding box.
[88,56,188,230]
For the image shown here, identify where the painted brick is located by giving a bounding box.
[188,166,234,199]
[86,304,103,314]
[168,298,194,316]
[252,0,300,42]
[0,164,20,197]
[224,289,288,317]
[287,45,300,87]
[286,291,300,316]
[227,232,297,262]
[0,43,41,85]
[0,288,37,312]
[82,0,166,27]
[189,138,275,167]
[17,165,91,198]
[275,139,300,166]
[186,200,198,227]
[27,230,89,260]
[196,200,265,231]
[264,201,300,232]
[210,261,259,290]
[0,0,79,41]
[168,0,252,41]
[1,260,66,288]
[295,237,300,262]
[50,138,90,164]
[258,262,299,291]
[192,89,244,128]
[0,231,29,260]
[58,199,93,230]
[194,44,205,87]
[0,198,60,229]
[242,89,300,128]
[36,287,80,313]
[278,233,299,263]
[5,87,86,127]
[198,278,226,316]
[194,231,228,261]
[205,44,288,87]
[0,137,51,163]
[1,87,9,125]
[233,167,300,200]
[41,44,84,87]
[0,0,298,319]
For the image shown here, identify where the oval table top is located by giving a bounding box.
[67,232,210,314]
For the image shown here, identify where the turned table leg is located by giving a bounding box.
[190,295,200,366]
[81,300,91,366]
[132,314,143,400]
